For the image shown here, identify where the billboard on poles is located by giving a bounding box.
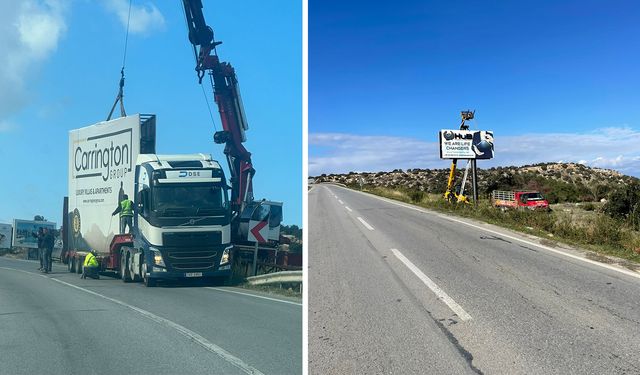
[439,129,494,159]
[12,219,57,249]
[0,223,12,249]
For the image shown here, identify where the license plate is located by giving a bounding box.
[185,272,203,278]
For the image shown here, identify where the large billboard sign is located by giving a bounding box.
[68,115,141,253]
[439,129,494,159]
[0,223,12,249]
[12,219,57,249]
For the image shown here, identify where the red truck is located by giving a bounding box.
[491,190,550,211]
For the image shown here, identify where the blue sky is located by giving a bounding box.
[0,0,301,226]
[309,0,640,177]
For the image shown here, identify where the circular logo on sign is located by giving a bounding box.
[72,209,81,238]
[443,131,455,140]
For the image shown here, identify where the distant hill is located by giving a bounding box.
[312,162,640,203]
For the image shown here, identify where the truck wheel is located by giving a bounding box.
[76,257,83,274]
[143,274,156,287]
[131,258,142,282]
[121,250,132,283]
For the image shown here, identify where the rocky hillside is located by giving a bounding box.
[312,163,639,203]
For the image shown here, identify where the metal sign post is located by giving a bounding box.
[472,159,478,206]
[252,242,259,276]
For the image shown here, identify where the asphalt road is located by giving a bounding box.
[309,184,640,375]
[0,257,301,375]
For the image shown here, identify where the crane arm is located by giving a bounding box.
[182,0,254,214]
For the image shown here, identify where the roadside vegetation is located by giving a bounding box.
[349,184,640,265]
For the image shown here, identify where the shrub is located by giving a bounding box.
[409,190,424,203]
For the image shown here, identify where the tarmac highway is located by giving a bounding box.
[309,184,640,375]
[0,257,301,375]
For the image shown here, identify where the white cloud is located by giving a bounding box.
[104,0,165,35]
[0,121,15,133]
[309,127,640,177]
[0,1,67,122]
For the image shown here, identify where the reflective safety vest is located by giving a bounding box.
[120,199,134,217]
[84,253,99,268]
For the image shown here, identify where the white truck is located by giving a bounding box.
[65,114,234,286]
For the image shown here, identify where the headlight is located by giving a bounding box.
[219,245,232,266]
[149,247,165,267]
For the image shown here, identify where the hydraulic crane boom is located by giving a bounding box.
[444,110,474,203]
[182,0,283,246]
[182,0,254,215]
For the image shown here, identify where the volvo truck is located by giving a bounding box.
[65,114,233,286]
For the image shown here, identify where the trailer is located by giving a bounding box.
[65,114,234,286]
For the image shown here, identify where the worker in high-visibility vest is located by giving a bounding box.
[81,250,100,280]
[112,194,134,234]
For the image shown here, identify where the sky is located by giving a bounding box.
[0,0,302,226]
[309,0,640,177]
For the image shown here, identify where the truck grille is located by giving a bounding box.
[162,231,222,247]
[162,248,219,271]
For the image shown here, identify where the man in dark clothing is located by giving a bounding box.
[112,194,134,234]
[42,228,55,273]
[32,227,45,270]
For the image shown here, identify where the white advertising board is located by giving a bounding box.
[0,223,12,249]
[68,115,141,254]
[12,220,56,249]
[439,129,494,159]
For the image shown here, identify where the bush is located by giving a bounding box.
[603,183,640,221]
[409,190,424,203]
[582,203,596,211]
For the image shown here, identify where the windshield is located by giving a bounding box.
[521,193,544,201]
[152,184,227,217]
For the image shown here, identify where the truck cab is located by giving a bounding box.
[122,154,233,286]
[491,190,550,211]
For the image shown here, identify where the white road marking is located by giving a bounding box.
[345,206,353,212]
[0,266,264,375]
[338,186,640,281]
[357,217,375,231]
[338,199,344,204]
[391,249,473,321]
[205,287,302,306]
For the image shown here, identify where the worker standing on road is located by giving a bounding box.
[42,228,55,273]
[32,227,45,271]
[112,194,134,234]
[81,250,100,279]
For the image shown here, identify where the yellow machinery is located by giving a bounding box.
[443,110,474,203]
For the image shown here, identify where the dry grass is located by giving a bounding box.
[364,186,640,264]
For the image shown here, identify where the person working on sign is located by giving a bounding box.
[81,250,100,279]
[112,194,134,234]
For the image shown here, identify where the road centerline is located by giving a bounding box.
[357,217,375,231]
[338,199,344,204]
[345,206,353,212]
[390,248,473,321]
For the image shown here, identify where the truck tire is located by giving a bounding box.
[131,258,142,282]
[143,274,157,287]
[121,250,132,283]
[76,256,83,274]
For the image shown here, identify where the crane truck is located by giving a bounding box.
[62,1,283,286]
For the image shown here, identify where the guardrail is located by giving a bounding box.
[246,270,302,286]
